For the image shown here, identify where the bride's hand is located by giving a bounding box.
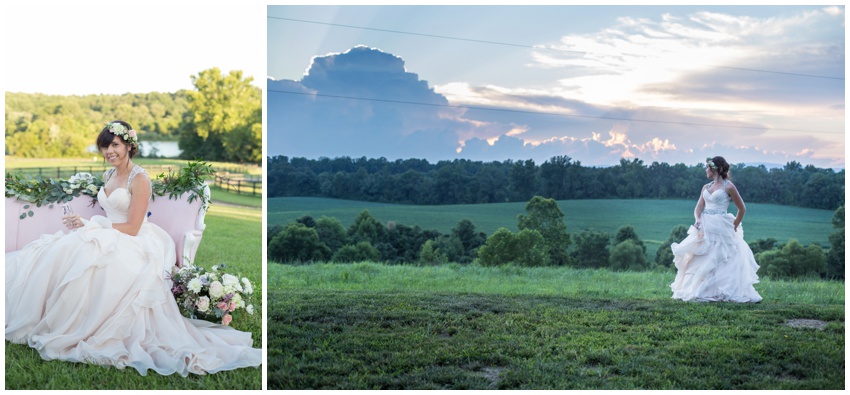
[734,221,741,232]
[63,214,83,229]
[694,219,701,229]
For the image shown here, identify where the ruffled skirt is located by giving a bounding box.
[5,221,261,376]
[670,213,762,303]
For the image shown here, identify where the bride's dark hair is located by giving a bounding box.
[708,156,731,179]
[97,120,138,158]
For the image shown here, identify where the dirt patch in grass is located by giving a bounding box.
[783,319,828,330]
[481,367,505,388]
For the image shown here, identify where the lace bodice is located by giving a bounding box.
[702,180,731,214]
[98,165,149,222]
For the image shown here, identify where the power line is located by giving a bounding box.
[268,88,841,135]
[269,16,845,81]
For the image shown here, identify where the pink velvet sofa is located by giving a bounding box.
[5,185,210,267]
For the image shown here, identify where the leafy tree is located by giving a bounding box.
[268,224,284,245]
[609,239,649,271]
[571,229,611,268]
[348,210,384,245]
[268,222,331,263]
[826,206,844,279]
[331,242,381,263]
[517,196,570,265]
[757,239,826,279]
[314,216,348,253]
[451,219,486,263]
[478,228,548,267]
[655,225,688,268]
[418,240,448,266]
[180,68,261,163]
[614,225,646,254]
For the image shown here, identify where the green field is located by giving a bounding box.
[267,262,844,390]
[268,197,837,258]
[5,204,263,390]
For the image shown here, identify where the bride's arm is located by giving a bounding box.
[693,185,707,228]
[111,173,151,236]
[726,182,746,232]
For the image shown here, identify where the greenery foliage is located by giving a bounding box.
[179,68,262,164]
[571,229,611,269]
[478,228,548,267]
[5,68,261,164]
[826,206,844,279]
[268,155,844,210]
[655,225,688,267]
[6,159,212,218]
[6,91,188,158]
[757,239,827,279]
[150,159,215,208]
[517,196,571,265]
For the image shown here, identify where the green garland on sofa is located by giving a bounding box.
[5,159,215,220]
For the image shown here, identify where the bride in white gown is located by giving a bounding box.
[5,121,261,376]
[670,156,762,303]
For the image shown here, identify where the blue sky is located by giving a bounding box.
[267,5,845,168]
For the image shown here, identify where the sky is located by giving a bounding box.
[4,1,266,95]
[267,5,845,168]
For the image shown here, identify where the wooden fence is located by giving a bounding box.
[213,174,262,196]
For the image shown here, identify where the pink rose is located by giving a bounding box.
[217,302,228,311]
[129,129,137,138]
[222,314,232,326]
[229,301,238,312]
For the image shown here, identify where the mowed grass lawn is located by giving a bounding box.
[268,197,837,258]
[268,262,844,390]
[5,204,263,390]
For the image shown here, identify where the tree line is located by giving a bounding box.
[269,196,845,280]
[6,68,261,164]
[268,155,844,210]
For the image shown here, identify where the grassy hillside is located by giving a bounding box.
[268,197,837,258]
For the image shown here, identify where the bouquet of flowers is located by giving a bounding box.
[170,262,255,326]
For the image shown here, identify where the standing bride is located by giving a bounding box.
[670,156,762,303]
[5,120,262,376]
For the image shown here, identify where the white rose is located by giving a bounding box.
[242,278,253,294]
[196,296,210,312]
[87,185,99,194]
[187,278,202,294]
[222,274,242,292]
[209,281,224,299]
[246,305,254,315]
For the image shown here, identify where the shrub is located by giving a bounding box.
[571,229,611,268]
[757,239,826,279]
[478,228,548,267]
[268,222,331,263]
[826,206,844,279]
[610,239,649,271]
[655,225,688,268]
[332,241,381,263]
[418,239,448,266]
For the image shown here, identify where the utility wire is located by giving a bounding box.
[269,16,845,81]
[268,88,841,135]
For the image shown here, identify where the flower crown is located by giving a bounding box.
[706,157,718,170]
[106,122,139,149]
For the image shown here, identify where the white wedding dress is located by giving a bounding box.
[670,180,763,303]
[5,166,261,376]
